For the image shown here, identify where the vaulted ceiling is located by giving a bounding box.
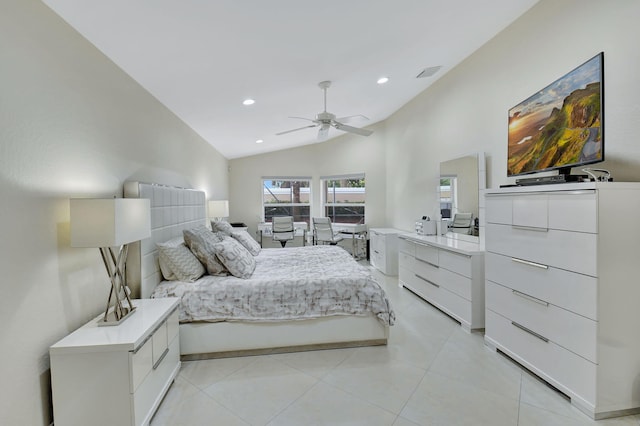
[43,0,539,159]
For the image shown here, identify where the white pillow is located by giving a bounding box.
[183,226,228,276]
[214,236,256,278]
[156,237,205,282]
[211,220,234,236]
[231,229,261,256]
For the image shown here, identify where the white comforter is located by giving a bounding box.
[151,245,395,326]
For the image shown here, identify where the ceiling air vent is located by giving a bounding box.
[416,66,442,78]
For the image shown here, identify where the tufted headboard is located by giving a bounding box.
[124,181,206,298]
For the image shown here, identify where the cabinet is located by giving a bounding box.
[484,183,640,419]
[50,298,181,426]
[369,228,399,275]
[398,233,484,331]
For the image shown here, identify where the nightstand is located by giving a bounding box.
[50,298,180,426]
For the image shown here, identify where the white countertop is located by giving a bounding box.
[398,231,484,255]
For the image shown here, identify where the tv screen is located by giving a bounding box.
[507,52,604,177]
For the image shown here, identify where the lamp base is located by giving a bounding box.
[97,306,136,327]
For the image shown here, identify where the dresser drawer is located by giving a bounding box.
[485,252,597,320]
[485,223,597,277]
[131,335,153,393]
[412,255,441,285]
[398,251,414,271]
[398,237,415,256]
[439,249,472,278]
[133,337,180,426]
[486,309,596,405]
[167,308,179,343]
[486,191,597,233]
[404,272,471,326]
[486,281,597,362]
[415,242,439,266]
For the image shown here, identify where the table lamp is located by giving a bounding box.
[70,198,151,326]
[208,200,229,221]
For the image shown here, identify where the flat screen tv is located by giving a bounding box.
[507,52,604,178]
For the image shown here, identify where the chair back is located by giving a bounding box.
[271,216,294,241]
[313,217,335,242]
[450,212,473,234]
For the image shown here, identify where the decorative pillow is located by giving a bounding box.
[214,236,256,278]
[231,229,261,256]
[211,220,234,236]
[156,237,205,282]
[183,226,228,276]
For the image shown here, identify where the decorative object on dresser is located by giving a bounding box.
[50,298,180,426]
[484,182,640,419]
[208,199,229,221]
[398,233,485,332]
[70,198,151,326]
[369,228,399,275]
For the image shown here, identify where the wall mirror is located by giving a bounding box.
[439,152,486,240]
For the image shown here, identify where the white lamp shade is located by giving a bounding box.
[70,198,151,247]
[208,200,229,218]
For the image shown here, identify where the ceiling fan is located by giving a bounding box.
[276,80,374,141]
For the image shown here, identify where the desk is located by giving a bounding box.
[257,221,308,247]
[334,223,368,259]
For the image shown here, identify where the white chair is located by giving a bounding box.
[449,212,473,234]
[271,216,294,247]
[312,217,344,245]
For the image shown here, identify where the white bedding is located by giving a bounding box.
[151,245,395,326]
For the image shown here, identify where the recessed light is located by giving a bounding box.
[255,139,264,144]
[377,77,389,84]
[243,99,255,106]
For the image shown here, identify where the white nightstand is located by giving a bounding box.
[50,298,180,426]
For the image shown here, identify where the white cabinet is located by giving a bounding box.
[369,228,399,275]
[398,233,485,331]
[50,298,181,426]
[484,182,640,419]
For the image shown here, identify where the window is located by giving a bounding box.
[322,174,365,224]
[262,178,311,224]
[439,176,456,218]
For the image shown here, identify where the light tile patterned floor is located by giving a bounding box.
[151,266,640,426]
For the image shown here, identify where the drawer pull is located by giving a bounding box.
[415,257,439,268]
[512,290,549,307]
[415,274,439,288]
[512,225,549,233]
[511,257,548,270]
[511,321,549,343]
[153,347,169,370]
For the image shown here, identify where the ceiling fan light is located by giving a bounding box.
[242,98,255,106]
[377,77,389,84]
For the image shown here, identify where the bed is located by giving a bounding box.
[124,181,394,360]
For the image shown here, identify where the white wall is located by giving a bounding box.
[229,121,387,234]
[231,1,640,234]
[0,1,228,424]
[386,0,640,230]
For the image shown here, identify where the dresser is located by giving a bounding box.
[50,298,181,426]
[398,233,485,331]
[484,182,640,419]
[369,228,400,275]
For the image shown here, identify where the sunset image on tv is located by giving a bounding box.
[508,53,603,176]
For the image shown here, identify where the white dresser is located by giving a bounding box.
[484,182,640,419]
[369,228,400,275]
[50,298,181,426]
[398,233,485,331]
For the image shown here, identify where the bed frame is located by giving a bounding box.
[124,181,388,360]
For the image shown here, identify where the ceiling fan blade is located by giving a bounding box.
[335,114,370,123]
[276,124,318,136]
[333,122,374,137]
[317,124,330,141]
[289,116,316,122]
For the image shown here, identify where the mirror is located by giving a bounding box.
[439,152,485,240]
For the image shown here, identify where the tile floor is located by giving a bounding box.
[151,266,640,426]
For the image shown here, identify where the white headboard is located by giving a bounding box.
[124,181,206,298]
